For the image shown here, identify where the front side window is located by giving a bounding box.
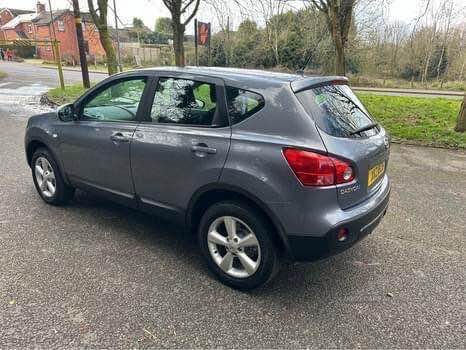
[150,77,217,126]
[226,87,264,125]
[82,78,146,122]
[296,84,378,138]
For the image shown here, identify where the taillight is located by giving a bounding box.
[283,148,354,186]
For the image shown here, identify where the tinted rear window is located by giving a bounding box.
[226,87,265,125]
[296,84,378,138]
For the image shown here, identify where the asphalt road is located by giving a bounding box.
[0,64,465,348]
[0,61,106,89]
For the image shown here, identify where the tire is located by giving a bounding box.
[198,200,280,290]
[31,147,74,205]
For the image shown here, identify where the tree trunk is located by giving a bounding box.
[87,0,117,76]
[99,26,118,75]
[455,94,466,132]
[325,1,350,76]
[172,20,185,66]
[334,36,345,76]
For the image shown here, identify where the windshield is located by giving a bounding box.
[296,84,378,138]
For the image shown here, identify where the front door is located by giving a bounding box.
[130,75,231,217]
[59,76,149,202]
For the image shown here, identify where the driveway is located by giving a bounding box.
[0,64,465,348]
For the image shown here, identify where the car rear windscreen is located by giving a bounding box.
[296,84,378,138]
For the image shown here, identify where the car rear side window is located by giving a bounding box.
[150,77,218,126]
[296,84,378,138]
[226,87,264,125]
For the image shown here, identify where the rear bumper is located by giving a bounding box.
[287,178,390,261]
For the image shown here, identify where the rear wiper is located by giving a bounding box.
[350,122,379,135]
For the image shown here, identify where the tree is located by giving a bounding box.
[161,0,201,66]
[155,17,173,34]
[133,17,145,28]
[87,0,118,75]
[230,20,274,68]
[306,0,356,75]
[456,94,466,132]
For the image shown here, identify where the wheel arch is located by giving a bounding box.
[26,139,47,166]
[26,139,70,185]
[186,183,291,257]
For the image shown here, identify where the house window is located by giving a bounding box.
[81,21,85,32]
[45,37,52,51]
[57,20,65,32]
[28,24,33,33]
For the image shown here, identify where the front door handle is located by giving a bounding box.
[110,133,130,143]
[191,144,217,155]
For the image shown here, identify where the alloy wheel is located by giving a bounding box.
[207,216,261,278]
[34,156,56,198]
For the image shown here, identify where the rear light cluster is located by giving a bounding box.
[283,148,355,186]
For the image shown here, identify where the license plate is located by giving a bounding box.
[368,162,385,187]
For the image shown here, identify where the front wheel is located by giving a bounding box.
[31,148,74,205]
[198,201,280,290]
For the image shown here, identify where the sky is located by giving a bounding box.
[1,0,465,34]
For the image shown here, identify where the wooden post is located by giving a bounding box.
[47,0,65,90]
[194,19,198,66]
[226,16,230,66]
[53,41,65,90]
[207,22,211,66]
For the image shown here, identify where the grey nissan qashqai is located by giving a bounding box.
[25,67,390,289]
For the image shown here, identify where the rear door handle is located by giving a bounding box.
[110,133,130,143]
[191,144,217,155]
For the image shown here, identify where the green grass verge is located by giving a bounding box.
[47,83,89,105]
[46,84,465,149]
[358,93,465,149]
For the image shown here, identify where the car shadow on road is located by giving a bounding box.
[60,189,375,302]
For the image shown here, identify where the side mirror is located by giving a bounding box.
[57,103,76,122]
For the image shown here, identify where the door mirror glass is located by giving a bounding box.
[57,103,75,122]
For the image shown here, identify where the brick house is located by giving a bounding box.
[1,13,37,40]
[32,4,106,63]
[1,2,107,63]
[0,8,34,39]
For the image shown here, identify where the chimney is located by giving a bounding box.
[36,1,46,14]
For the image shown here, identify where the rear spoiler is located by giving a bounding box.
[291,76,349,93]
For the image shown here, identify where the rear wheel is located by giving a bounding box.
[32,148,74,205]
[198,201,279,290]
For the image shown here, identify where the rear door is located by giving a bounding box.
[295,83,390,209]
[130,74,231,217]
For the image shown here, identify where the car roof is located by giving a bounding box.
[131,66,347,92]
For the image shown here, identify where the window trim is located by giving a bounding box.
[140,74,229,128]
[75,75,153,124]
